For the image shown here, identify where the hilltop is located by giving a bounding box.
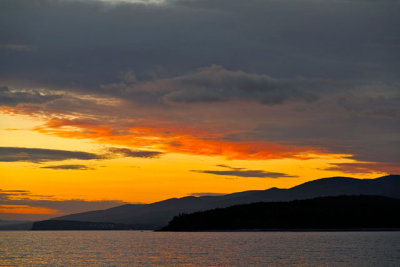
[46,175,400,229]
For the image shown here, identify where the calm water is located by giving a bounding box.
[0,231,399,266]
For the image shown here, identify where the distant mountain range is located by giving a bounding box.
[160,195,400,231]
[51,175,400,229]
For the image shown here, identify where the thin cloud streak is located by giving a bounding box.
[108,147,164,158]
[40,164,94,170]
[192,165,297,178]
[0,147,102,163]
[0,146,166,164]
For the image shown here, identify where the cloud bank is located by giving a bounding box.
[0,0,398,173]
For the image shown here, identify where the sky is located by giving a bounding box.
[1,0,399,220]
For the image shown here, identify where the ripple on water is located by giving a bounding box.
[0,231,399,266]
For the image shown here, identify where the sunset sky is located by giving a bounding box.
[1,0,399,220]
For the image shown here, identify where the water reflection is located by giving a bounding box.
[0,231,399,266]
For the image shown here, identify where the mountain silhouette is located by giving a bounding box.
[161,195,400,231]
[52,175,400,229]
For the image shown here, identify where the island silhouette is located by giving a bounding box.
[160,195,400,231]
[5,175,400,231]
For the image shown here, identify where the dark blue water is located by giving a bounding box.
[1,231,399,266]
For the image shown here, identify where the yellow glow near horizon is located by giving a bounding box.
[0,112,388,217]
[0,205,58,215]
[0,152,384,204]
[0,113,104,152]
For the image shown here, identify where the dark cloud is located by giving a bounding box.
[108,147,164,158]
[124,65,323,105]
[0,189,127,220]
[0,86,61,106]
[0,189,30,200]
[0,147,164,163]
[193,170,295,178]
[246,104,400,165]
[0,147,102,163]
[192,165,296,178]
[1,0,398,93]
[336,84,400,119]
[40,164,94,170]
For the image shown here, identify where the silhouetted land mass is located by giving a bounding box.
[161,195,400,231]
[52,175,399,229]
[31,220,135,230]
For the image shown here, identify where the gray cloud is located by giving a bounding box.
[1,0,398,93]
[40,164,94,170]
[192,165,296,178]
[323,162,400,175]
[125,65,324,105]
[0,147,102,163]
[108,147,164,158]
[0,86,61,106]
[245,102,400,164]
[193,170,295,178]
[0,147,165,163]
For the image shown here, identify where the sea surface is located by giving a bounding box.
[0,231,399,266]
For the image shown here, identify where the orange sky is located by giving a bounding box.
[0,110,387,220]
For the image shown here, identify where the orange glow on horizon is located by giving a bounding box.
[0,108,390,220]
[0,205,58,215]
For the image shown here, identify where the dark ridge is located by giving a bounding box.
[160,195,400,231]
[51,175,400,229]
